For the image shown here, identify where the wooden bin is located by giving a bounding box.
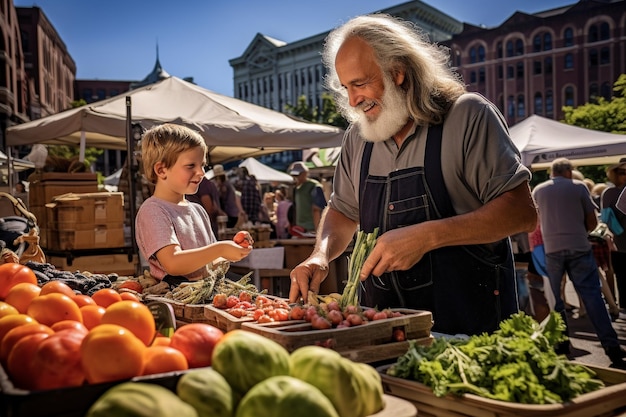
[378,364,626,417]
[242,309,433,363]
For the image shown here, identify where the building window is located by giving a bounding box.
[507,65,514,79]
[590,83,599,101]
[507,95,515,118]
[455,50,461,67]
[533,35,541,53]
[546,90,553,116]
[589,49,598,66]
[534,92,543,115]
[479,67,485,83]
[515,39,524,55]
[564,53,574,69]
[478,45,485,62]
[470,47,477,64]
[564,27,574,47]
[82,89,92,102]
[600,47,610,65]
[600,22,610,40]
[506,40,513,57]
[498,65,503,79]
[543,33,552,51]
[544,57,553,74]
[517,95,525,118]
[564,86,574,106]
[589,25,599,43]
[534,60,542,75]
[601,82,611,100]
[497,42,503,59]
[516,62,524,78]
[470,71,477,83]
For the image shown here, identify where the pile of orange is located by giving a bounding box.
[0,263,224,391]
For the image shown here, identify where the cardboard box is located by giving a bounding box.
[48,192,125,229]
[48,253,137,276]
[27,172,98,208]
[51,225,125,250]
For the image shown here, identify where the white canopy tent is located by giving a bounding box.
[5,76,344,164]
[509,115,626,168]
[205,157,294,184]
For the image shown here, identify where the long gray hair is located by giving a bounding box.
[322,14,466,126]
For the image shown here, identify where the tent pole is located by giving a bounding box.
[126,96,139,275]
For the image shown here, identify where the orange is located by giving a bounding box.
[100,300,156,346]
[27,293,82,326]
[4,282,41,313]
[91,288,122,308]
[50,320,89,335]
[151,335,172,347]
[7,332,50,390]
[0,301,19,319]
[0,263,37,300]
[0,313,37,343]
[142,345,188,376]
[40,280,76,297]
[120,292,140,302]
[0,322,53,366]
[72,293,96,307]
[80,305,106,330]
[80,323,146,384]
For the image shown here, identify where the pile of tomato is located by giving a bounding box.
[0,263,225,391]
[212,293,293,323]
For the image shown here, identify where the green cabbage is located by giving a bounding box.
[235,376,339,417]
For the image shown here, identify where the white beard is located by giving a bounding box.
[355,76,410,142]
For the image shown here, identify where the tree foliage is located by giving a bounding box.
[284,93,348,129]
[559,74,626,184]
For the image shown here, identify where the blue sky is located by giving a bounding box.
[13,0,575,97]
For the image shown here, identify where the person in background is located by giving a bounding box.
[212,164,240,228]
[533,157,625,368]
[237,166,262,224]
[135,123,252,287]
[288,14,537,336]
[187,176,222,237]
[13,181,28,208]
[274,187,292,239]
[288,161,327,234]
[602,157,626,313]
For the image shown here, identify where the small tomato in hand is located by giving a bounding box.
[233,231,251,248]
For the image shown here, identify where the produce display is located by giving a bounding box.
[86,330,386,417]
[386,311,605,404]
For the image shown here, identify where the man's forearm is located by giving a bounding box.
[313,207,359,263]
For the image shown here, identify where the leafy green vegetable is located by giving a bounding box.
[387,312,604,404]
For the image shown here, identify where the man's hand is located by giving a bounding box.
[288,254,330,303]
[359,226,428,279]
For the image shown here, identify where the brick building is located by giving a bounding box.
[443,0,626,125]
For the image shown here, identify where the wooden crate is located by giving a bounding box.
[204,305,256,332]
[378,364,626,417]
[241,309,433,363]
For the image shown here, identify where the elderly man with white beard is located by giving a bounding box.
[288,14,537,336]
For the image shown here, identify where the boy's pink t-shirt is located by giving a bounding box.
[135,196,215,280]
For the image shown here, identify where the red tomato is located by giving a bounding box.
[226,295,239,308]
[169,323,224,368]
[0,263,37,300]
[31,330,86,390]
[239,291,252,303]
[233,231,250,248]
[212,293,227,309]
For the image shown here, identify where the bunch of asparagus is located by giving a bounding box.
[339,228,379,309]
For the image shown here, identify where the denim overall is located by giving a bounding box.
[358,124,517,335]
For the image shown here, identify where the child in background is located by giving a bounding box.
[135,123,253,287]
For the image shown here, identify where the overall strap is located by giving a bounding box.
[359,141,374,204]
[424,123,454,218]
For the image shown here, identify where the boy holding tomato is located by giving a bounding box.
[135,123,253,287]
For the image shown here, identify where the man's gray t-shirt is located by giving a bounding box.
[329,92,530,221]
[532,177,595,254]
